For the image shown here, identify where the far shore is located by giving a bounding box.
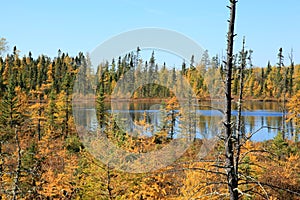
[71,96,287,103]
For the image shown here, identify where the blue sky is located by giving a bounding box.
[1,0,300,67]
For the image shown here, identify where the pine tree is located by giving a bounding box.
[60,67,74,136]
[181,60,187,75]
[148,51,155,97]
[0,76,23,140]
[0,57,5,97]
[45,87,57,131]
[96,83,106,128]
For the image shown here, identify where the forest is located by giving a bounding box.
[1,1,300,200]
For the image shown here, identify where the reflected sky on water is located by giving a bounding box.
[73,101,295,141]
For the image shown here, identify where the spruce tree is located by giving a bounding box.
[0,76,23,140]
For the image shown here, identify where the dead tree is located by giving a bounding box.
[277,48,286,140]
[224,0,238,199]
[234,36,247,183]
[0,141,3,200]
[12,127,21,200]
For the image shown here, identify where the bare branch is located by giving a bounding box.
[240,126,280,147]
[239,174,270,199]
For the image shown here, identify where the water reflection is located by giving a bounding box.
[73,101,295,141]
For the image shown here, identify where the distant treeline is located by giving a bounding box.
[0,47,299,102]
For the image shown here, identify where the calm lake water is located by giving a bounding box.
[73,101,296,141]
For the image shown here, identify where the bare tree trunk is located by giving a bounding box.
[224,1,238,199]
[282,70,286,140]
[107,164,113,200]
[38,93,41,141]
[288,51,297,142]
[65,89,69,137]
[234,36,246,187]
[277,48,286,140]
[12,128,21,200]
[0,141,3,200]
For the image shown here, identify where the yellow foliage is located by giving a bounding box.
[287,90,300,124]
[35,127,78,199]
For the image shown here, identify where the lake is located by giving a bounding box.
[73,100,296,141]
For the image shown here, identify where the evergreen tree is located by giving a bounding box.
[45,87,57,131]
[0,76,24,140]
[288,50,295,97]
[190,55,195,70]
[181,60,186,75]
[96,83,106,128]
[276,48,284,97]
[0,57,5,97]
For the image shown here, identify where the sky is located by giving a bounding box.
[1,0,300,67]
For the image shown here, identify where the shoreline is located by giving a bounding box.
[72,96,287,103]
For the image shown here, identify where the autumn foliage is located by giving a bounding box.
[0,48,299,199]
